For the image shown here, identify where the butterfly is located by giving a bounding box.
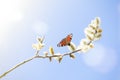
[57,33,73,47]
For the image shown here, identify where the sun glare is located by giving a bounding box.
[0,0,25,45]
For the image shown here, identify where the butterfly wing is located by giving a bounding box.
[57,33,73,47]
[57,38,67,47]
[65,33,73,45]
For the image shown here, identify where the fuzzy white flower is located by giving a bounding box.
[67,42,76,51]
[80,43,94,53]
[37,36,44,43]
[95,17,101,25]
[81,45,90,52]
[78,17,102,53]
[84,27,95,35]
[94,33,102,40]
[86,34,94,41]
[77,39,90,53]
[97,28,102,33]
[89,43,94,48]
[32,37,45,50]
[32,42,44,50]
[80,39,90,46]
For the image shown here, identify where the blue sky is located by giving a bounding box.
[0,0,120,80]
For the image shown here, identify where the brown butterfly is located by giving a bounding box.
[57,33,73,47]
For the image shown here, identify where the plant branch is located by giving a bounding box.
[0,17,102,79]
[0,56,35,78]
[0,49,81,79]
[35,49,81,58]
[0,51,40,79]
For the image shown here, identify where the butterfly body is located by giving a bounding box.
[57,33,73,47]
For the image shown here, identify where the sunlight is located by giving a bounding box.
[0,0,52,45]
[0,0,25,45]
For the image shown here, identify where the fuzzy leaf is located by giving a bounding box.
[49,47,54,55]
[69,54,75,59]
[49,57,52,62]
[58,56,63,63]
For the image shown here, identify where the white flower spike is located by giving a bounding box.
[32,37,45,50]
[78,17,102,53]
